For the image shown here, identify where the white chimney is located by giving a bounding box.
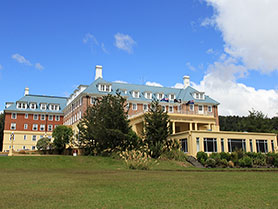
[183,76,190,88]
[24,87,29,96]
[95,65,103,80]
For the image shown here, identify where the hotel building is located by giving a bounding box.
[2,65,277,156]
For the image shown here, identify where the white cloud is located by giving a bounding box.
[204,0,278,73]
[145,81,163,87]
[206,48,214,54]
[192,56,278,117]
[83,33,99,45]
[101,43,109,54]
[12,54,32,66]
[186,62,196,71]
[173,83,184,89]
[35,63,44,70]
[114,80,128,84]
[114,33,136,53]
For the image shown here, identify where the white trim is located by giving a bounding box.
[132,103,137,110]
[10,123,16,130]
[33,114,38,120]
[11,113,17,119]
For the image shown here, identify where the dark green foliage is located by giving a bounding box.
[220,152,231,161]
[0,113,4,150]
[238,156,253,167]
[197,151,208,165]
[36,137,51,153]
[78,93,141,155]
[52,125,73,154]
[205,158,216,168]
[144,100,171,158]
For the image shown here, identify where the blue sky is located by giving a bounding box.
[1,0,278,116]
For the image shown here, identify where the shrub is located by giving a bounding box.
[205,158,216,168]
[253,153,266,166]
[119,149,156,170]
[220,152,231,161]
[18,150,26,154]
[197,151,208,164]
[219,159,228,168]
[161,149,187,161]
[228,160,234,168]
[239,156,253,168]
[266,152,278,166]
[210,153,222,166]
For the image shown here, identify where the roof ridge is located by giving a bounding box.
[26,94,68,99]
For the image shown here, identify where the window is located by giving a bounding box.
[40,103,47,110]
[49,104,59,111]
[48,125,53,131]
[40,125,45,131]
[250,139,253,152]
[25,113,28,119]
[178,105,182,112]
[189,104,194,111]
[271,140,275,152]
[91,97,97,105]
[33,114,38,120]
[55,115,60,121]
[169,94,175,101]
[221,138,224,152]
[169,106,173,113]
[126,103,130,110]
[40,135,43,139]
[11,123,16,130]
[33,124,38,131]
[196,138,200,152]
[11,113,17,119]
[54,125,58,129]
[23,146,26,150]
[99,84,111,92]
[32,146,36,150]
[256,140,268,153]
[144,92,152,99]
[17,102,27,109]
[208,105,212,112]
[132,91,140,98]
[41,114,45,120]
[143,104,148,111]
[180,139,188,153]
[228,139,246,152]
[48,115,53,121]
[196,93,200,99]
[30,103,37,110]
[162,105,166,112]
[157,93,164,100]
[32,135,36,141]
[24,135,27,140]
[132,103,137,110]
[204,138,217,152]
[24,124,28,130]
[198,105,203,113]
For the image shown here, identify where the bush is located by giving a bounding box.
[18,150,26,154]
[119,148,156,170]
[266,152,278,166]
[205,158,216,168]
[253,153,266,166]
[239,156,253,167]
[197,151,208,164]
[161,149,187,161]
[219,159,228,168]
[220,152,231,161]
[228,160,234,168]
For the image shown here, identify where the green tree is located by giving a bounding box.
[52,125,73,154]
[36,137,51,154]
[78,93,140,155]
[144,100,171,158]
[0,113,4,151]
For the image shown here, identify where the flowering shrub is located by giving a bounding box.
[119,148,157,170]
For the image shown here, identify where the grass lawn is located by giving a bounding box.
[0,156,278,209]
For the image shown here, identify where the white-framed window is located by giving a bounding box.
[17,102,27,109]
[41,114,45,120]
[198,105,204,114]
[157,93,164,100]
[33,114,38,120]
[143,104,148,111]
[32,146,36,150]
[178,105,182,112]
[30,103,37,110]
[25,113,28,119]
[169,106,174,113]
[48,115,53,121]
[33,124,38,131]
[55,115,60,121]
[98,84,111,92]
[126,103,130,110]
[162,105,166,112]
[32,135,36,141]
[194,92,205,100]
[48,125,53,131]
[40,135,43,139]
[11,113,17,119]
[40,103,47,110]
[40,124,45,131]
[23,146,26,150]
[11,123,16,130]
[208,105,212,112]
[190,104,194,111]
[132,91,140,98]
[24,135,27,140]
[169,94,175,101]
[144,92,152,99]
[91,97,97,105]
[49,104,60,111]
[132,103,137,110]
[24,124,28,130]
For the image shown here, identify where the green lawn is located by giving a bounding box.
[0,156,278,209]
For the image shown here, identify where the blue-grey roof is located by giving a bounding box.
[5,94,67,114]
[83,78,219,105]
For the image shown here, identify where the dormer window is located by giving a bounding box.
[98,84,111,92]
[40,103,47,110]
[169,94,175,101]
[144,92,152,99]
[30,103,37,110]
[157,93,164,100]
[17,102,27,109]
[49,104,60,111]
[194,92,205,100]
[132,91,140,98]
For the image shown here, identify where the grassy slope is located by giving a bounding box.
[0,156,278,209]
